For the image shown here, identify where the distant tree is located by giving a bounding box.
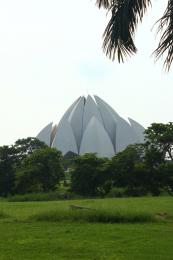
[144,122,173,163]
[111,144,143,188]
[14,137,48,163]
[96,0,173,70]
[144,146,165,168]
[134,162,162,196]
[110,144,162,195]
[15,148,64,194]
[70,153,111,196]
[62,151,78,171]
[0,138,48,196]
[158,162,173,195]
[0,146,17,196]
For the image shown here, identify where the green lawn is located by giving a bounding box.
[0,197,173,259]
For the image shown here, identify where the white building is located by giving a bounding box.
[37,95,145,158]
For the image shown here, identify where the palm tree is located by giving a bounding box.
[96,0,173,71]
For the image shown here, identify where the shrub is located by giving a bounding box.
[106,187,127,198]
[8,191,78,202]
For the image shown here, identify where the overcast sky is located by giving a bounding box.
[0,0,172,146]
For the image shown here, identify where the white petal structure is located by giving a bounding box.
[37,122,53,146]
[52,120,78,155]
[37,95,145,158]
[80,116,115,158]
[68,96,85,151]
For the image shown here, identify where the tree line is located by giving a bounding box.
[0,122,173,197]
[71,122,173,196]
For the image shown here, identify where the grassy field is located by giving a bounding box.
[0,196,173,259]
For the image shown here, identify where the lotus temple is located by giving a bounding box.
[37,95,145,158]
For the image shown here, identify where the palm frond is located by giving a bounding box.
[96,0,113,9]
[154,0,173,71]
[102,0,151,62]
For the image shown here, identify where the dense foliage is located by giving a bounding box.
[70,123,173,197]
[0,146,17,196]
[15,148,64,194]
[0,138,64,196]
[0,123,173,197]
[71,153,111,196]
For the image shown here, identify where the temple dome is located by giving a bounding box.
[37,95,145,158]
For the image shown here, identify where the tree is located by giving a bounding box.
[13,137,48,163]
[0,146,17,196]
[62,151,78,171]
[0,138,48,196]
[15,148,64,194]
[158,162,173,194]
[70,153,111,196]
[111,144,162,196]
[134,162,162,196]
[96,0,173,70]
[144,122,173,163]
[111,144,143,188]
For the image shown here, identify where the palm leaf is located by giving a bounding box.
[101,0,151,62]
[96,0,113,9]
[154,0,173,71]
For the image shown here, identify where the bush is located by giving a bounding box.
[125,187,149,197]
[8,190,78,202]
[106,187,127,198]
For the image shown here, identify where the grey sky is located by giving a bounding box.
[0,0,172,146]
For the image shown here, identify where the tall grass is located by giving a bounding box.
[1,197,172,223]
[29,208,155,224]
[0,211,9,219]
[8,191,78,202]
